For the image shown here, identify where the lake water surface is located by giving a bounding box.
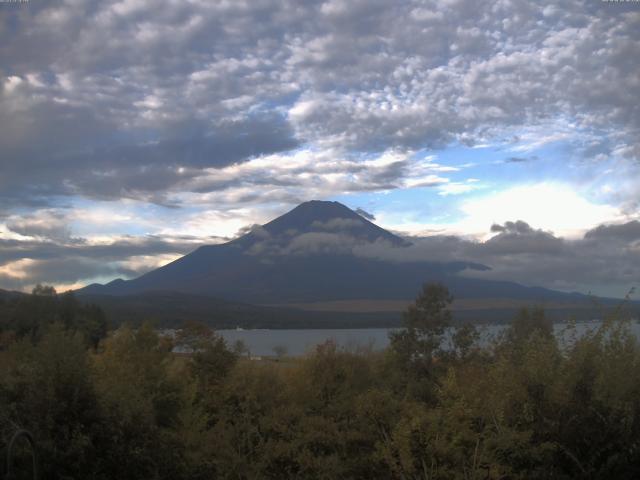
[218,320,640,357]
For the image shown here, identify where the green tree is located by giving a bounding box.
[0,324,101,479]
[389,282,453,399]
[273,344,288,359]
[506,306,553,345]
[453,323,480,358]
[91,323,185,479]
[4,287,107,348]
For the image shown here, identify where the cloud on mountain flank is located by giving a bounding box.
[1,213,638,298]
[354,219,640,297]
[355,208,376,221]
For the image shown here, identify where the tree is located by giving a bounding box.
[0,324,101,478]
[178,321,237,395]
[506,306,553,346]
[451,322,480,360]
[91,323,185,479]
[390,283,452,377]
[272,344,288,360]
[4,287,107,348]
[190,335,237,391]
[32,284,56,296]
[175,320,215,353]
[232,339,250,357]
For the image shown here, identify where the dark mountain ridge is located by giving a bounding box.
[78,200,618,313]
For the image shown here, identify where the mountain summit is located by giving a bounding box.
[235,200,407,248]
[267,201,404,243]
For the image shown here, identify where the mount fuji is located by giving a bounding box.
[79,201,594,317]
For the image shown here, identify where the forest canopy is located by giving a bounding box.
[1,284,640,479]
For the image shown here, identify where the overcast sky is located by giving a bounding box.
[1,0,639,296]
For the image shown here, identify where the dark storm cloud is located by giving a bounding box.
[1,0,639,209]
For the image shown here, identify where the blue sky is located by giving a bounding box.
[337,133,625,237]
[0,0,639,296]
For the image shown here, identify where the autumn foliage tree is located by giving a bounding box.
[2,284,640,479]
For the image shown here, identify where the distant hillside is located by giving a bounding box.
[78,290,631,329]
[0,288,26,300]
[0,288,26,320]
[78,291,401,329]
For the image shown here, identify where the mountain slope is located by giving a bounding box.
[78,200,599,307]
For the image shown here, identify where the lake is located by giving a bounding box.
[217,320,640,357]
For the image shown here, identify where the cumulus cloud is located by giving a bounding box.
[1,0,638,210]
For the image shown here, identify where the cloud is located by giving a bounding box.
[458,183,623,238]
[311,218,363,231]
[490,221,535,235]
[178,148,451,210]
[0,98,298,203]
[1,0,638,211]
[483,221,564,255]
[355,208,376,221]
[243,210,399,257]
[1,206,638,298]
[355,219,640,297]
[584,220,640,243]
[505,156,535,163]
[1,0,639,294]
[234,224,271,240]
[6,210,74,242]
[437,179,481,196]
[283,232,359,256]
[0,230,226,291]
